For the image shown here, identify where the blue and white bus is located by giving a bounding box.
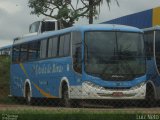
[10,24,146,106]
[143,26,160,104]
[0,45,12,56]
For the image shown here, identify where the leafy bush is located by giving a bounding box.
[0,56,11,97]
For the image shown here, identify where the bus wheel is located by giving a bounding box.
[146,84,156,107]
[25,84,32,105]
[62,83,71,107]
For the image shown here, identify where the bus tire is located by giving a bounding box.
[145,83,156,107]
[62,82,71,107]
[25,83,33,105]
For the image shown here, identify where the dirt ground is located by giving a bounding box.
[0,104,160,114]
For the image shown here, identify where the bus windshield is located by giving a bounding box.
[85,31,145,81]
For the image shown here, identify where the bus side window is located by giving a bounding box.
[20,44,28,62]
[59,33,71,57]
[72,32,82,73]
[155,31,160,72]
[28,41,40,61]
[29,21,40,33]
[59,35,65,57]
[64,34,71,56]
[144,31,154,59]
[48,37,58,58]
[40,39,47,59]
[41,21,55,33]
[12,45,20,63]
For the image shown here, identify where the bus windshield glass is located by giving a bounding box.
[85,31,145,81]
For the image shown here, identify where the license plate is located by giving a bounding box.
[112,92,124,97]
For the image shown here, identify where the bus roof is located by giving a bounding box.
[0,44,12,50]
[143,26,160,32]
[14,24,143,45]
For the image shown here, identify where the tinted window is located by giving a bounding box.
[72,32,82,45]
[85,32,116,61]
[144,31,154,57]
[28,41,40,60]
[155,31,160,73]
[20,44,28,62]
[29,21,40,33]
[64,34,70,56]
[40,39,47,59]
[59,35,65,56]
[72,32,82,73]
[48,37,58,57]
[59,33,70,57]
[12,46,20,63]
[117,32,144,56]
[84,32,145,80]
[41,22,55,32]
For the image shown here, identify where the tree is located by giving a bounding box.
[28,0,119,27]
[88,0,119,24]
[28,0,90,27]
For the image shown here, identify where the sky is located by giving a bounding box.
[0,0,160,47]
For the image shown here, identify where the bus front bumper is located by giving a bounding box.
[81,81,146,99]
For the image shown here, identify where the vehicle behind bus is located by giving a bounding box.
[14,18,63,42]
[143,26,160,103]
[10,24,146,106]
[0,45,12,56]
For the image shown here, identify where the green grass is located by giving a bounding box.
[0,97,19,104]
[0,56,10,99]
[0,108,160,120]
[1,109,160,120]
[0,56,26,104]
[0,110,143,120]
[0,56,10,83]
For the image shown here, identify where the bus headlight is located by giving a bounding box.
[83,81,105,90]
[130,82,146,90]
